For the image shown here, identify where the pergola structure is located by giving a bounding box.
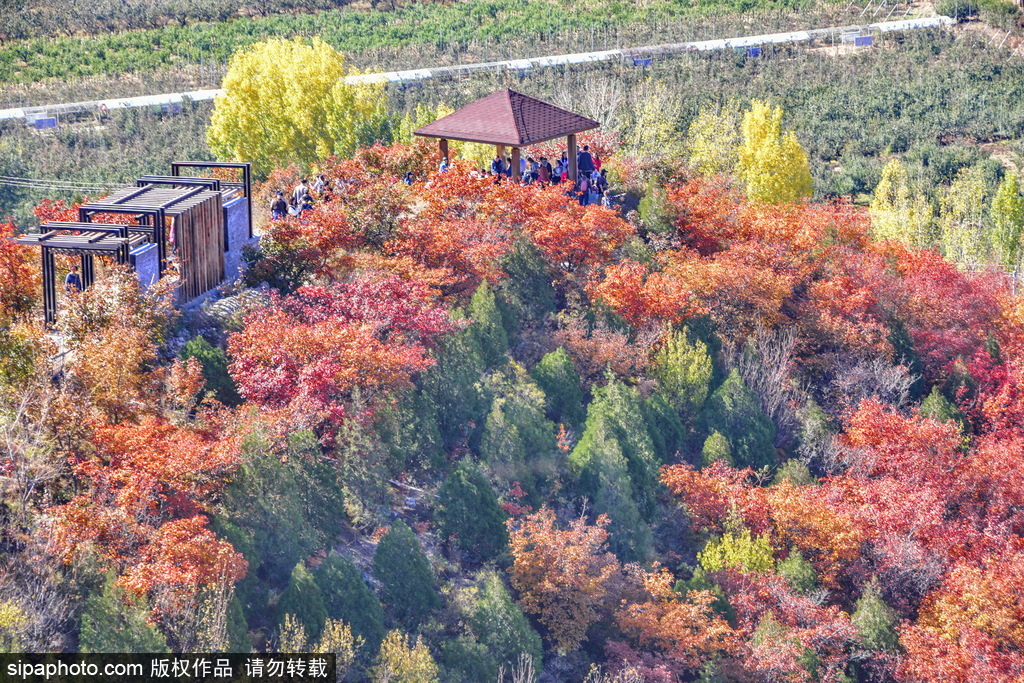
[16,161,253,324]
[16,222,150,324]
[413,89,599,182]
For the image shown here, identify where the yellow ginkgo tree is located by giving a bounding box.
[736,100,813,204]
[207,37,387,177]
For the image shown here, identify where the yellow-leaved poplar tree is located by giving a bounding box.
[395,102,455,145]
[626,79,685,162]
[207,37,387,176]
[870,158,934,248]
[372,630,439,683]
[939,165,989,265]
[736,100,813,203]
[989,171,1024,269]
[685,101,741,176]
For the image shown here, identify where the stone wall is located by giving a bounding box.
[130,242,159,290]
[223,195,255,283]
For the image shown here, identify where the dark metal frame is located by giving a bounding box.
[17,222,135,324]
[170,161,252,239]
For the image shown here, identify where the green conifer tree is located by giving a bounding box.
[531,347,585,428]
[276,562,328,642]
[701,430,733,467]
[469,281,509,369]
[79,575,170,653]
[372,521,441,629]
[702,369,776,470]
[777,548,818,595]
[436,460,509,565]
[852,580,899,652]
[421,324,487,448]
[315,552,385,652]
[180,335,242,405]
[468,571,543,674]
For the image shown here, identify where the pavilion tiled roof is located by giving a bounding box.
[413,89,599,147]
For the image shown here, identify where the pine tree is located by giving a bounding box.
[736,100,813,203]
[479,364,559,495]
[436,460,509,565]
[315,552,385,652]
[276,562,328,642]
[79,575,170,653]
[852,580,899,652]
[701,430,733,468]
[989,171,1024,269]
[469,280,509,369]
[531,347,585,427]
[180,335,242,405]
[641,393,686,464]
[421,324,487,449]
[468,571,543,675]
[372,521,441,629]
[652,329,714,420]
[777,548,818,595]
[702,369,777,470]
[573,378,661,521]
[226,594,252,653]
[919,385,967,435]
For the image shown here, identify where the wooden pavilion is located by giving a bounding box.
[413,89,599,182]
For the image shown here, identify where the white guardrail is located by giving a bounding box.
[0,16,954,123]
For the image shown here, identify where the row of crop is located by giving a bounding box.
[0,0,839,86]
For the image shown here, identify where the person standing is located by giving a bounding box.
[439,157,450,173]
[292,178,309,207]
[65,264,82,293]
[578,145,595,175]
[270,190,288,220]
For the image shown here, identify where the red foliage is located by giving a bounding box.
[228,277,460,431]
[50,419,245,596]
[0,222,41,319]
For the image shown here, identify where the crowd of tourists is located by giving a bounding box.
[269,144,613,220]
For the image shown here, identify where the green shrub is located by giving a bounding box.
[180,335,242,405]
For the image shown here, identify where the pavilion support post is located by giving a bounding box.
[80,254,95,289]
[567,134,578,183]
[439,138,449,161]
[42,248,56,326]
[496,144,506,172]
[511,147,521,181]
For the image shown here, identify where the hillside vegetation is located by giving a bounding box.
[3,126,1024,678]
